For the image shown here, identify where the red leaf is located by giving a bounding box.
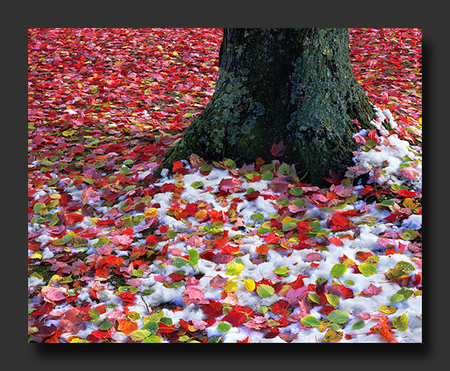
[200,300,223,318]
[272,300,289,315]
[327,237,343,246]
[326,212,354,231]
[264,327,279,339]
[337,285,354,299]
[279,330,298,342]
[270,140,286,158]
[222,310,248,327]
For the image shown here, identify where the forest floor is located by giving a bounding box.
[28,28,422,343]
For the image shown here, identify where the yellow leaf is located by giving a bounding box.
[276,284,291,297]
[144,207,158,218]
[281,216,295,225]
[363,216,379,221]
[243,278,255,292]
[324,329,343,342]
[224,281,239,293]
[195,209,208,220]
[380,305,398,314]
[403,198,418,209]
[341,258,356,268]
[130,329,151,342]
[226,259,246,276]
[392,312,408,331]
[30,252,43,259]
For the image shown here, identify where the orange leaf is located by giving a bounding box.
[256,244,270,255]
[118,318,138,336]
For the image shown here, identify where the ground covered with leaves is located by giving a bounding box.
[28,28,422,343]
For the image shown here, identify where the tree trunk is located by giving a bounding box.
[158,28,377,186]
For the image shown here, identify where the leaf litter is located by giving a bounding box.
[28,28,422,343]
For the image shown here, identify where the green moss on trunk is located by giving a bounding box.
[157,28,377,186]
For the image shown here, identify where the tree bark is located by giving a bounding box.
[158,28,377,186]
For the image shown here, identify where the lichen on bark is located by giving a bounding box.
[157,28,377,186]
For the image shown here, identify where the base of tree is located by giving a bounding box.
[156,29,377,186]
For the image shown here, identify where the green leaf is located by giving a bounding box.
[160,317,173,326]
[289,187,304,196]
[224,158,236,169]
[291,198,306,207]
[344,280,355,286]
[172,257,188,268]
[73,236,88,247]
[390,293,405,303]
[200,164,213,172]
[188,249,199,267]
[391,288,413,303]
[251,213,264,221]
[261,171,274,180]
[330,263,347,278]
[390,183,401,191]
[142,321,159,334]
[33,202,47,215]
[352,320,365,330]
[273,266,290,277]
[207,336,222,343]
[400,229,419,241]
[191,181,204,189]
[167,230,178,239]
[326,294,339,307]
[256,284,275,298]
[359,262,377,277]
[99,321,114,331]
[142,289,155,296]
[48,213,59,227]
[276,197,290,207]
[120,166,131,175]
[385,268,410,281]
[258,306,268,315]
[392,312,408,331]
[308,293,321,304]
[217,322,231,333]
[365,139,377,149]
[380,199,395,207]
[396,261,415,273]
[277,163,291,175]
[300,315,321,328]
[178,335,190,342]
[143,335,162,343]
[282,221,298,232]
[327,310,349,324]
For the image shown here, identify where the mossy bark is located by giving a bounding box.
[157,28,377,186]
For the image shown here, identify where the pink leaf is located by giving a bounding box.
[270,140,286,158]
[191,320,208,331]
[359,284,382,297]
[209,274,228,289]
[184,235,204,248]
[288,204,305,213]
[304,253,322,262]
[354,134,366,145]
[400,168,419,181]
[285,286,307,306]
[41,286,66,303]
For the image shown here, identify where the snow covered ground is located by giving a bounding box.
[28,107,422,343]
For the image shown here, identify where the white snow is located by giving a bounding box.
[28,105,422,343]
